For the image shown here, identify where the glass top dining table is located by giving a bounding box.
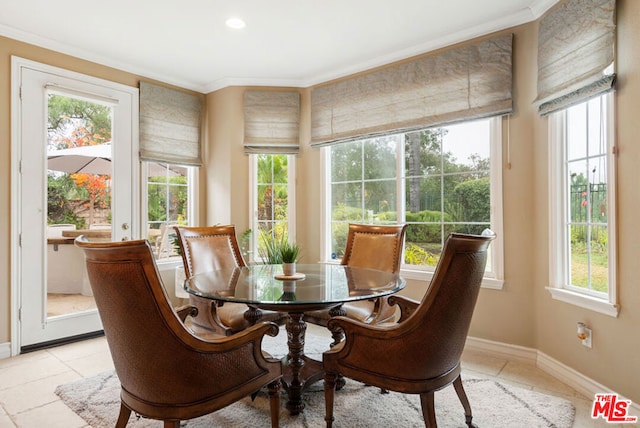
[185,263,405,415]
[185,263,405,311]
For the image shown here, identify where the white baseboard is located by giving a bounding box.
[0,342,11,359]
[537,351,640,418]
[466,336,640,416]
[466,336,538,363]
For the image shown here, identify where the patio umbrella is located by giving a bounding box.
[47,143,112,175]
[47,143,183,176]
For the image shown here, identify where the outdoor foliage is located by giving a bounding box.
[47,94,112,228]
[256,154,290,261]
[404,242,436,265]
[568,174,609,292]
[258,231,300,264]
[330,127,491,265]
[452,177,490,222]
[257,154,288,222]
[47,175,86,228]
[147,175,189,224]
[405,211,451,243]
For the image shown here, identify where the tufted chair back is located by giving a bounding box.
[341,223,407,273]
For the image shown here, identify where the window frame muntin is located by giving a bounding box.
[249,153,297,264]
[322,117,504,288]
[546,92,618,317]
[141,161,198,263]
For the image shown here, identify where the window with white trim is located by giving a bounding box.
[547,92,618,316]
[250,154,296,263]
[324,117,503,284]
[143,162,197,260]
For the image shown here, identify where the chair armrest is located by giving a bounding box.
[175,305,198,322]
[324,315,404,362]
[326,315,397,341]
[194,321,281,353]
[387,295,419,323]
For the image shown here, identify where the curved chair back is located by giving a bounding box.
[341,223,407,273]
[323,232,495,427]
[174,225,246,277]
[75,238,281,427]
[305,224,407,329]
[173,225,285,334]
[402,232,494,378]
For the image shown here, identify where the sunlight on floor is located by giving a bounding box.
[46,293,97,317]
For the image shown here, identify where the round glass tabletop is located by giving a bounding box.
[185,263,405,307]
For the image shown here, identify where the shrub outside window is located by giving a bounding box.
[326,118,500,278]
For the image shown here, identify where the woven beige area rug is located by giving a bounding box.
[55,333,575,427]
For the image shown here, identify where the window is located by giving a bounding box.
[325,117,503,285]
[143,162,196,260]
[250,154,296,263]
[548,92,618,316]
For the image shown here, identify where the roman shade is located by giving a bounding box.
[243,90,300,155]
[310,33,513,147]
[139,81,203,166]
[535,0,616,115]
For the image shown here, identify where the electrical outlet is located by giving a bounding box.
[581,326,592,348]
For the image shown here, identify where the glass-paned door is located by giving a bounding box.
[15,59,137,349]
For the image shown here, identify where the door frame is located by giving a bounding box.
[10,56,140,355]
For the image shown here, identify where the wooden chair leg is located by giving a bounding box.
[163,421,180,428]
[324,372,338,427]
[453,376,477,428]
[268,380,281,428]
[115,402,131,428]
[420,391,437,427]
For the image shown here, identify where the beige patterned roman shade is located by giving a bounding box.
[310,33,513,147]
[535,0,616,115]
[139,81,203,166]
[243,90,300,155]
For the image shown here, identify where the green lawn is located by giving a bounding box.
[570,248,608,293]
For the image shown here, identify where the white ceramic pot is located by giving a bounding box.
[282,262,296,276]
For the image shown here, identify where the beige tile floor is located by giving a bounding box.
[0,324,634,428]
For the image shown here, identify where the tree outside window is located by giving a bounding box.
[256,154,290,259]
[329,119,491,267]
[47,94,112,228]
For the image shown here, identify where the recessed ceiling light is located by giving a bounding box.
[226,17,246,29]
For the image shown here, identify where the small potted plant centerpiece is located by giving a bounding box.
[259,232,301,276]
[279,239,301,276]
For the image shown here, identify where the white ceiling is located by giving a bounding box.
[0,0,558,93]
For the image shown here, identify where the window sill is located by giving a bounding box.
[400,268,504,290]
[317,262,504,290]
[546,287,619,317]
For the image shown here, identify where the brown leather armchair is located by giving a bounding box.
[304,223,407,327]
[75,238,282,428]
[174,225,286,336]
[323,232,496,428]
